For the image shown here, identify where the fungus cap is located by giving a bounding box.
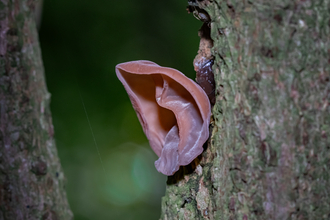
[116,60,211,175]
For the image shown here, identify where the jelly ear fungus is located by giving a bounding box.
[188,2,216,105]
[194,23,215,105]
[116,61,211,176]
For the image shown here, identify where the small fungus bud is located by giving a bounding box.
[31,159,47,176]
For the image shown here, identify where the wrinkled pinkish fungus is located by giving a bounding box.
[116,60,211,176]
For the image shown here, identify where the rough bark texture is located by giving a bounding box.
[160,0,330,219]
[0,0,73,219]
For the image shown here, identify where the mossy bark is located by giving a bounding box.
[0,0,73,219]
[160,0,330,219]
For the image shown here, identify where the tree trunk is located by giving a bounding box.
[161,0,330,219]
[0,0,73,219]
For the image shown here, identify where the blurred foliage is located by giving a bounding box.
[39,0,201,219]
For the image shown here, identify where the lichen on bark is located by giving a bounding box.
[160,0,330,219]
[0,0,73,219]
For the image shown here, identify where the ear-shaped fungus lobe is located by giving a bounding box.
[116,61,211,176]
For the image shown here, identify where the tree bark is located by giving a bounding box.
[0,0,73,219]
[161,0,330,219]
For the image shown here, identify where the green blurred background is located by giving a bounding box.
[38,0,201,219]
